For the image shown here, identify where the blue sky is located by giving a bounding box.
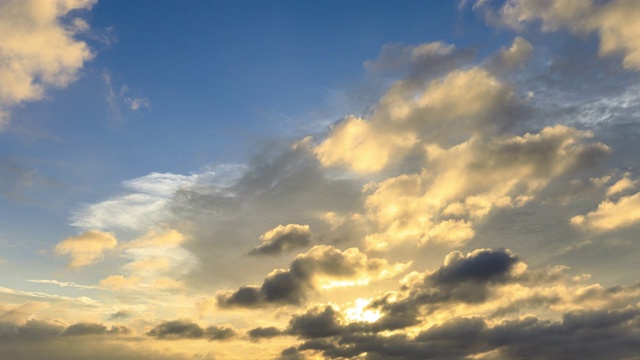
[2,1,640,359]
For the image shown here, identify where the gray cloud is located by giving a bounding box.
[249,224,312,256]
[287,307,640,360]
[146,320,235,341]
[147,320,204,340]
[247,326,284,341]
[218,245,407,308]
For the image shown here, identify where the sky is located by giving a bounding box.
[1,0,640,359]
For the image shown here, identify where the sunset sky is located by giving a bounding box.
[1,1,640,359]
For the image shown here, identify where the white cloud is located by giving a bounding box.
[0,0,96,126]
[72,164,246,232]
[571,191,640,232]
[484,0,640,70]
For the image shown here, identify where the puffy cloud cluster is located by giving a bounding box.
[0,0,95,128]
[571,191,640,232]
[363,125,609,249]
[218,245,409,308]
[274,248,640,359]
[313,37,610,250]
[477,0,640,70]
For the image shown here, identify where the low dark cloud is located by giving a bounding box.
[205,324,236,341]
[0,320,63,341]
[275,248,640,359]
[286,307,640,360]
[218,245,403,308]
[62,323,109,336]
[247,326,283,341]
[428,248,519,286]
[62,323,130,337]
[146,320,235,341]
[249,224,312,256]
[287,306,344,339]
[147,320,204,340]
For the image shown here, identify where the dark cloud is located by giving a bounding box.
[275,248,640,359]
[247,326,283,341]
[428,248,519,286]
[62,323,108,336]
[218,245,402,308]
[147,320,204,340]
[287,306,344,339]
[146,320,235,341]
[249,224,312,256]
[62,323,131,336]
[369,249,522,329]
[0,320,63,341]
[287,307,640,360]
[205,324,236,341]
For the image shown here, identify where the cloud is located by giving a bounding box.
[314,66,519,175]
[99,229,198,291]
[217,245,410,308]
[606,173,637,196]
[72,165,245,232]
[571,191,640,232]
[146,320,235,341]
[486,36,533,72]
[278,248,640,360]
[0,286,100,306]
[0,0,95,127]
[249,224,312,256]
[287,305,345,339]
[103,74,152,120]
[314,115,417,174]
[247,326,284,341]
[363,41,457,73]
[288,308,640,360]
[147,320,204,340]
[478,0,640,70]
[62,323,130,336]
[363,125,609,249]
[25,279,98,290]
[54,230,117,267]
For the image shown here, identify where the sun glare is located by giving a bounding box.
[345,298,382,323]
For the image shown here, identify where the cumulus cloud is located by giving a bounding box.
[0,0,95,127]
[477,0,640,70]
[55,230,117,267]
[217,245,410,308]
[314,66,518,175]
[571,191,640,231]
[287,308,640,360]
[363,125,609,249]
[277,248,640,360]
[250,224,312,256]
